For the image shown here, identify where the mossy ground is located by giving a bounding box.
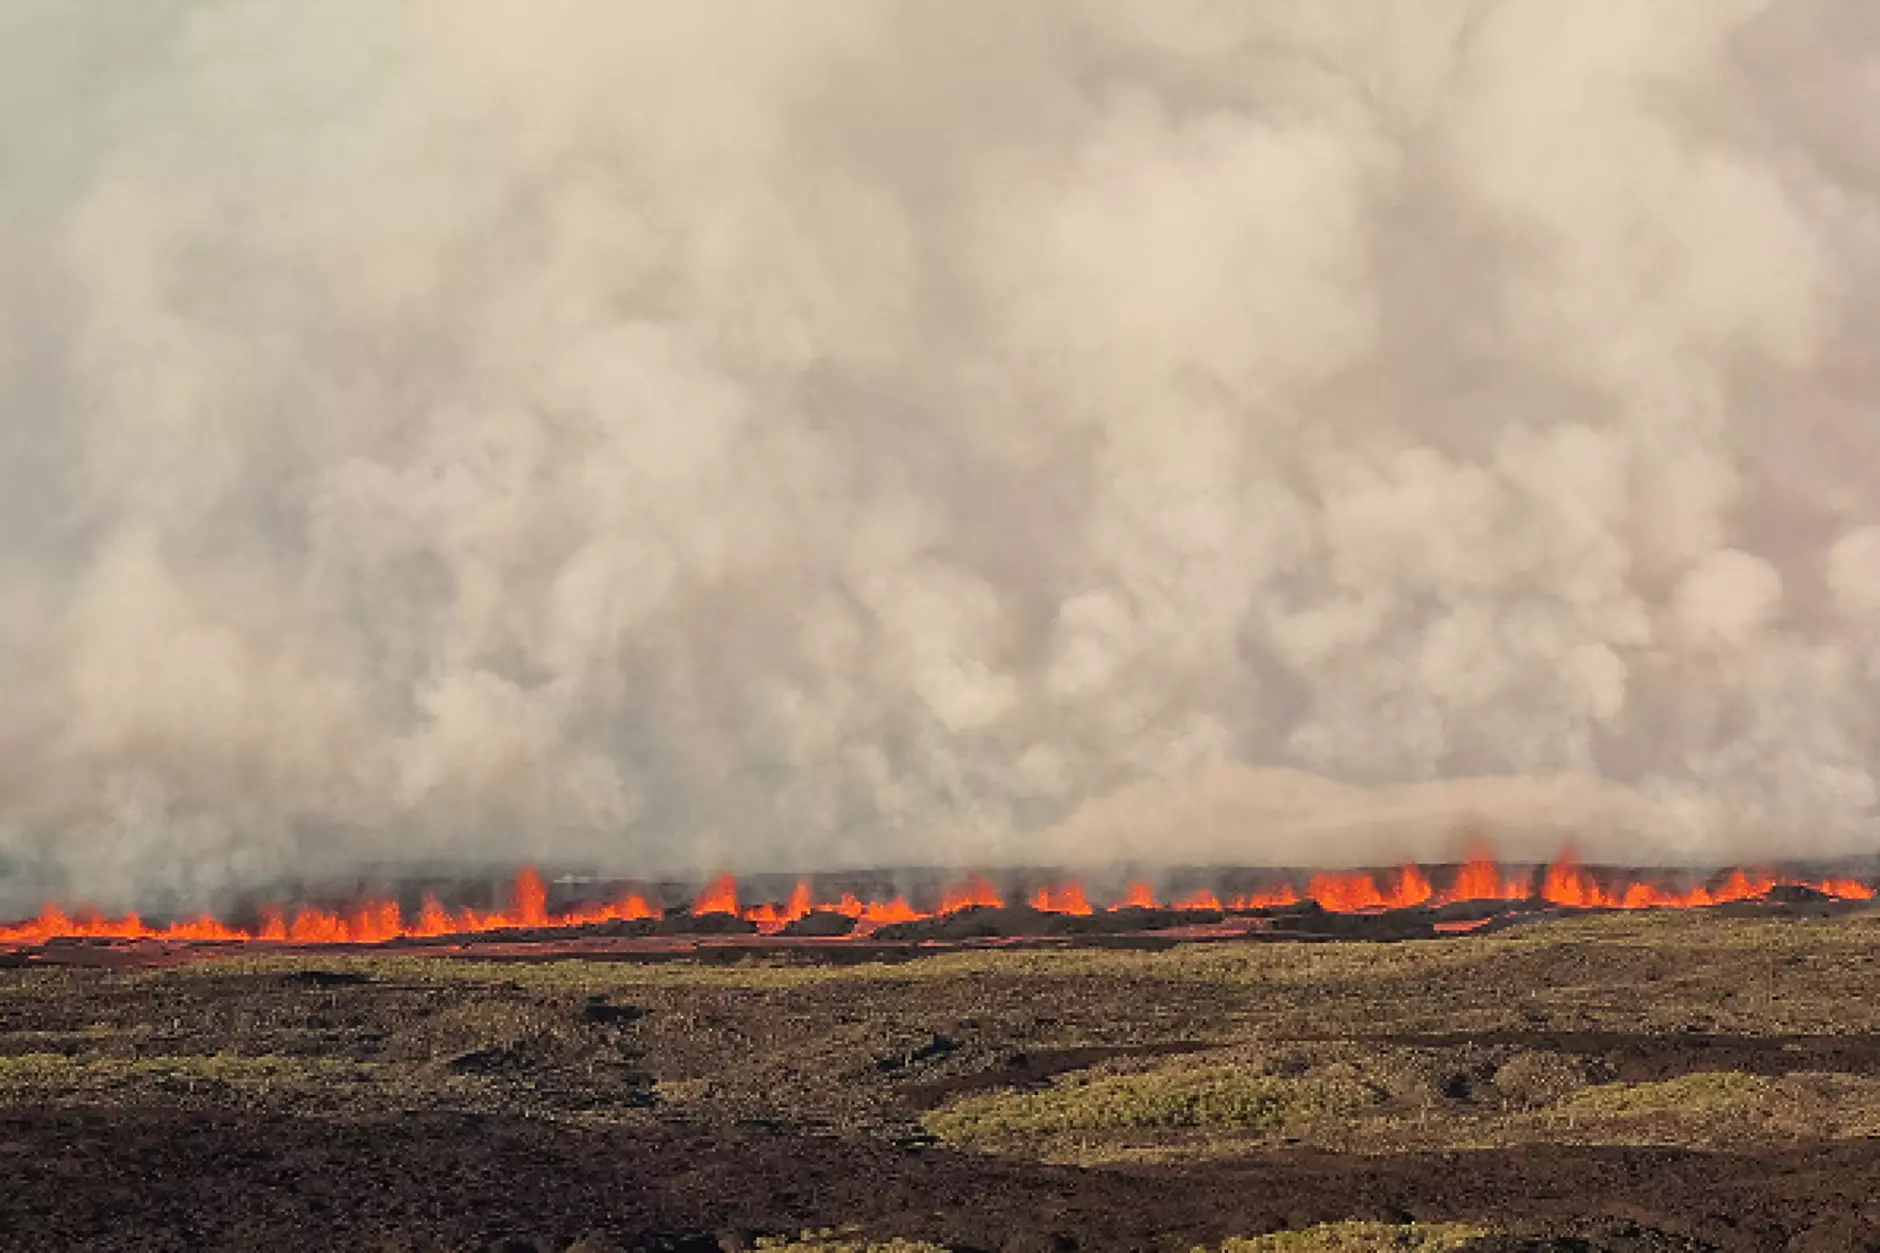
[1213,1224,1487,1252]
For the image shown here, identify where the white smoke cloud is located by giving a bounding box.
[2,0,1878,908]
[1828,527,1880,620]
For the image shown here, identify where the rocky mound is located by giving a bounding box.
[778,910,859,937]
[870,905,1224,942]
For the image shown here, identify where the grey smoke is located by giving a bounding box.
[2,1,1878,909]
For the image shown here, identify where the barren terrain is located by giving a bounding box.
[6,910,1880,1251]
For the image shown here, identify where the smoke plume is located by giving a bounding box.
[3,1,1878,909]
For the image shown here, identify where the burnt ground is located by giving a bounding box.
[7,909,1880,1250]
[12,1106,1880,1252]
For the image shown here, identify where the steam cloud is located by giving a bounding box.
[3,2,1878,909]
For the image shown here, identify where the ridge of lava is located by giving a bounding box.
[3,847,1875,950]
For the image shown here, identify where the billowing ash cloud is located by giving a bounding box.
[2,1,1879,908]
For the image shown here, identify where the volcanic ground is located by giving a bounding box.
[5,875,1880,1251]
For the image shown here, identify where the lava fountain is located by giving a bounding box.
[1,847,1873,948]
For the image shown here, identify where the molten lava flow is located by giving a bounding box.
[1441,848,1527,904]
[1541,852,1610,908]
[156,915,244,941]
[1620,881,1706,910]
[937,874,1003,913]
[1030,882,1094,915]
[1307,870,1387,912]
[1532,851,1864,911]
[692,874,740,917]
[514,868,549,927]
[744,879,815,931]
[1230,883,1300,909]
[6,846,1880,949]
[855,895,923,926]
[1118,882,1158,910]
[1710,869,1771,903]
[0,868,676,947]
[0,905,250,945]
[1818,877,1876,901]
[559,891,662,927]
[1386,864,1435,908]
[823,892,924,926]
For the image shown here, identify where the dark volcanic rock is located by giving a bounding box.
[1713,883,1858,920]
[873,905,1050,941]
[1249,898,1328,921]
[1430,897,1542,923]
[654,911,758,936]
[778,910,857,937]
[871,905,1225,942]
[1267,908,1439,942]
[587,918,662,939]
[1055,906,1224,933]
[874,1031,958,1072]
[403,918,661,946]
[581,996,643,1025]
[1766,883,1833,905]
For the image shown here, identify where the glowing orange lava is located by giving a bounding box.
[691,874,740,917]
[745,879,815,931]
[1230,883,1300,909]
[1118,882,1158,909]
[1030,882,1094,915]
[1533,850,1859,911]
[1819,877,1876,901]
[1541,852,1607,908]
[1307,870,1386,912]
[1387,864,1435,908]
[4,846,1876,948]
[937,874,1004,914]
[1440,848,1525,904]
[0,870,664,946]
[848,895,923,927]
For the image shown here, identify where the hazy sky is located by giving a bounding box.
[3,2,1879,907]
